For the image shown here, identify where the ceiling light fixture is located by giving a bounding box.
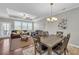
[46,3,58,22]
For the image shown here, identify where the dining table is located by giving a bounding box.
[40,35,63,55]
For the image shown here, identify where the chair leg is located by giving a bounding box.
[66,48,69,53]
[34,46,37,55]
[35,50,36,55]
[39,52,42,55]
[64,50,66,55]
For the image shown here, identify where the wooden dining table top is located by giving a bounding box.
[40,35,63,47]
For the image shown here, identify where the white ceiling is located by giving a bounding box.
[0,3,79,19]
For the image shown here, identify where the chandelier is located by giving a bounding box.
[46,3,57,22]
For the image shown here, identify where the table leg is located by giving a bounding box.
[48,47,52,55]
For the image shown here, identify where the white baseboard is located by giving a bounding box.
[69,43,79,48]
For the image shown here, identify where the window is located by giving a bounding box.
[27,22,32,30]
[14,21,21,30]
[22,22,28,30]
[0,22,11,37]
[14,21,33,30]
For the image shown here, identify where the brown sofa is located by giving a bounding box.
[10,30,30,51]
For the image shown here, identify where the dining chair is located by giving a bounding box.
[53,31,63,48]
[56,31,63,38]
[43,31,49,37]
[52,33,70,55]
[33,36,47,55]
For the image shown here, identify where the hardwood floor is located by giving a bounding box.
[0,38,34,55]
[0,39,10,55]
[67,45,79,55]
[0,39,79,55]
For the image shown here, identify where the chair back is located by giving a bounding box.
[60,33,70,52]
[33,36,42,54]
[43,31,49,37]
[56,31,63,38]
[67,33,70,39]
